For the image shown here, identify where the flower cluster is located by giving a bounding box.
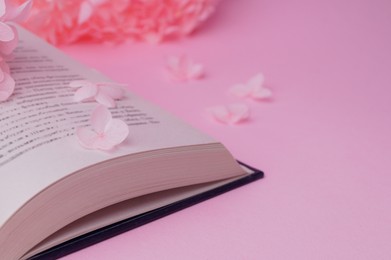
[15,0,219,45]
[0,0,31,102]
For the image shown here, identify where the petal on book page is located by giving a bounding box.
[95,91,116,107]
[69,80,93,88]
[0,71,15,101]
[98,83,125,100]
[73,83,98,102]
[77,106,129,151]
[70,80,126,107]
[76,127,100,149]
[104,119,129,144]
[90,105,112,134]
[0,22,15,41]
[208,103,250,125]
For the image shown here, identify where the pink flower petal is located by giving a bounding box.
[208,105,230,123]
[0,22,15,41]
[90,105,112,134]
[69,80,93,88]
[0,58,9,73]
[167,55,180,69]
[89,0,109,5]
[229,83,252,98]
[76,105,129,151]
[98,83,125,99]
[248,73,265,88]
[78,1,93,25]
[252,87,272,99]
[0,0,5,18]
[3,0,32,22]
[95,91,116,107]
[0,24,18,55]
[91,135,117,151]
[70,80,126,107]
[229,73,272,101]
[0,71,15,101]
[208,104,250,125]
[227,103,251,123]
[98,118,129,148]
[143,33,162,44]
[187,63,204,79]
[73,83,98,102]
[166,55,204,81]
[76,127,99,149]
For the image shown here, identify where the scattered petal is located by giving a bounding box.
[208,103,250,125]
[70,80,126,107]
[76,105,129,151]
[166,55,204,81]
[90,104,111,133]
[229,73,272,101]
[94,91,116,108]
[230,83,252,98]
[99,83,125,99]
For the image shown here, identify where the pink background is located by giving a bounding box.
[60,0,391,259]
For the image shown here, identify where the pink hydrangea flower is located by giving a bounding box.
[15,0,218,45]
[76,105,129,151]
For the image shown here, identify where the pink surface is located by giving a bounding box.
[59,0,391,259]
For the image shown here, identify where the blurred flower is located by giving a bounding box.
[15,0,219,45]
[166,55,204,81]
[208,103,250,125]
[229,73,272,101]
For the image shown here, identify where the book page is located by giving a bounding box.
[0,27,216,226]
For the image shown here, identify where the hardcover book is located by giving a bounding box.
[0,26,263,260]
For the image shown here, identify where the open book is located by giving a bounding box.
[0,27,263,260]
